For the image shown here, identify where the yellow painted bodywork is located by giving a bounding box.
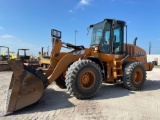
[9,52,17,59]
[2,51,5,56]
[1,51,17,59]
[39,56,50,66]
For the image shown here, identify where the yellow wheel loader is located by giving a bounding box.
[2,18,153,116]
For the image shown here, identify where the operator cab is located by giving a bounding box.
[17,49,30,61]
[90,19,126,54]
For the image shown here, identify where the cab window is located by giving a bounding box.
[113,25,123,54]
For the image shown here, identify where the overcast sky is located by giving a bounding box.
[0,0,160,55]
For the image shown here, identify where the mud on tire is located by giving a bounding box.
[123,62,146,90]
[65,60,102,99]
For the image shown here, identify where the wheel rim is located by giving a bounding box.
[134,69,143,84]
[80,70,96,89]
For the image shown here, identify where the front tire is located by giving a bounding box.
[65,60,102,99]
[123,62,146,90]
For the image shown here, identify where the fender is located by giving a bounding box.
[87,56,105,79]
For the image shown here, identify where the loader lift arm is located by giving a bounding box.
[62,42,85,51]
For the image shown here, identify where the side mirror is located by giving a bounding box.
[87,25,94,35]
[86,27,90,35]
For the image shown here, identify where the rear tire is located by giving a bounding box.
[65,60,102,99]
[123,62,146,90]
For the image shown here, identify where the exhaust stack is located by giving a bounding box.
[133,37,138,46]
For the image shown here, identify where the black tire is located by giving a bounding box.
[152,61,157,65]
[55,75,67,89]
[123,62,146,90]
[65,60,102,99]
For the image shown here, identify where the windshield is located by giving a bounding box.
[90,21,105,46]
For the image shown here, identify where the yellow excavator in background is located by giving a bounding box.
[2,18,153,116]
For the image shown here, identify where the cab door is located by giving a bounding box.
[112,24,124,54]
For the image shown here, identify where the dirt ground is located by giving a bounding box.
[0,67,160,120]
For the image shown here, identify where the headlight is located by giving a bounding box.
[51,29,61,39]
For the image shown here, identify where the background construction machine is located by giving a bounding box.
[0,46,12,71]
[0,47,40,71]
[38,47,50,68]
[9,52,17,59]
[2,18,153,116]
[0,46,10,61]
[17,49,40,68]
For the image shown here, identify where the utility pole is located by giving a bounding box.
[47,46,49,56]
[75,30,78,45]
[149,42,152,54]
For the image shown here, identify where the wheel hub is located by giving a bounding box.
[80,71,95,89]
[134,69,143,84]
[82,75,90,84]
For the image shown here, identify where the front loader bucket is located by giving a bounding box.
[1,60,45,116]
